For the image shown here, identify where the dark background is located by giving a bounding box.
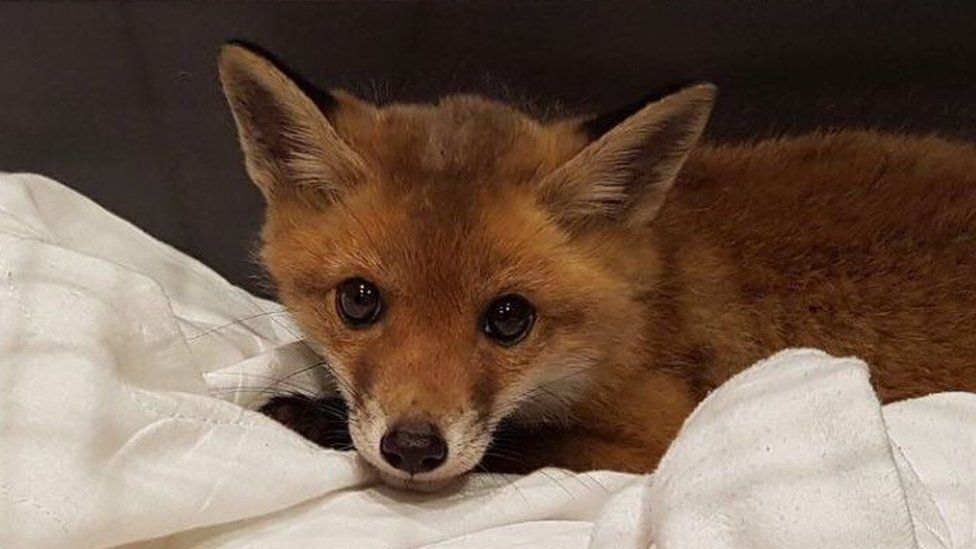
[2,1,975,297]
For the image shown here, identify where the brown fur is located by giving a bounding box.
[219,45,976,484]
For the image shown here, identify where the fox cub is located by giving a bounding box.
[218,45,976,491]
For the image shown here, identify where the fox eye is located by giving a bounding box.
[483,294,535,345]
[336,277,383,328]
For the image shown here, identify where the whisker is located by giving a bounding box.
[304,400,350,417]
[185,309,290,342]
[272,359,330,387]
[482,448,526,462]
[272,320,315,347]
[209,387,311,398]
[518,384,580,423]
[206,371,320,393]
[510,365,592,420]
[555,466,599,494]
[213,357,339,412]
[576,471,611,494]
[474,464,530,507]
[281,338,355,397]
[317,365,358,401]
[537,468,577,500]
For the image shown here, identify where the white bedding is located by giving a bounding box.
[1,173,973,548]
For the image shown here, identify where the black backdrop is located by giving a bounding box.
[2,1,974,296]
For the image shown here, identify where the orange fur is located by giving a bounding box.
[219,45,976,487]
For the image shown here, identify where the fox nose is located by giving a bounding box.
[380,421,448,474]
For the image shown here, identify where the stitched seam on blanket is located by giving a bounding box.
[1,234,215,395]
[1,240,72,535]
[0,482,71,534]
[888,437,954,548]
[878,412,925,548]
[1,243,42,332]
[121,383,322,454]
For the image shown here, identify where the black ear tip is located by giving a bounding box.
[682,82,719,101]
[216,41,289,79]
[215,41,338,115]
[666,82,719,114]
[656,79,718,98]
[219,40,272,61]
[218,42,248,64]
[217,42,267,82]
[692,81,718,92]
[222,38,255,49]
[581,80,718,139]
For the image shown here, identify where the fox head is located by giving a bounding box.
[218,44,714,491]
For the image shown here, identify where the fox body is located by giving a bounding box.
[219,45,976,491]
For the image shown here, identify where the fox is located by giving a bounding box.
[217,44,976,492]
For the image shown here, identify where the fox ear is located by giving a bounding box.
[217,44,369,202]
[540,83,716,228]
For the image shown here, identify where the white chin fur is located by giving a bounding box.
[377,470,460,493]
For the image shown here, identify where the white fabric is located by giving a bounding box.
[0,173,973,548]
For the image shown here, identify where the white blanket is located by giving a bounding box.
[1,173,973,548]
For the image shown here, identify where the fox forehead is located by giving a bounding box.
[263,176,586,313]
[326,92,589,186]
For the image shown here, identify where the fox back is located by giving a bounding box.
[219,45,976,490]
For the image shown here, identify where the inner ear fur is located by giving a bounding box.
[539,83,717,228]
[217,43,370,203]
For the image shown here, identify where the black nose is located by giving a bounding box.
[380,421,448,474]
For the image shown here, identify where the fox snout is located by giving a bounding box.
[341,348,496,490]
[379,420,448,474]
[348,402,492,491]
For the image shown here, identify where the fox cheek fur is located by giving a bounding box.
[218,44,714,487]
